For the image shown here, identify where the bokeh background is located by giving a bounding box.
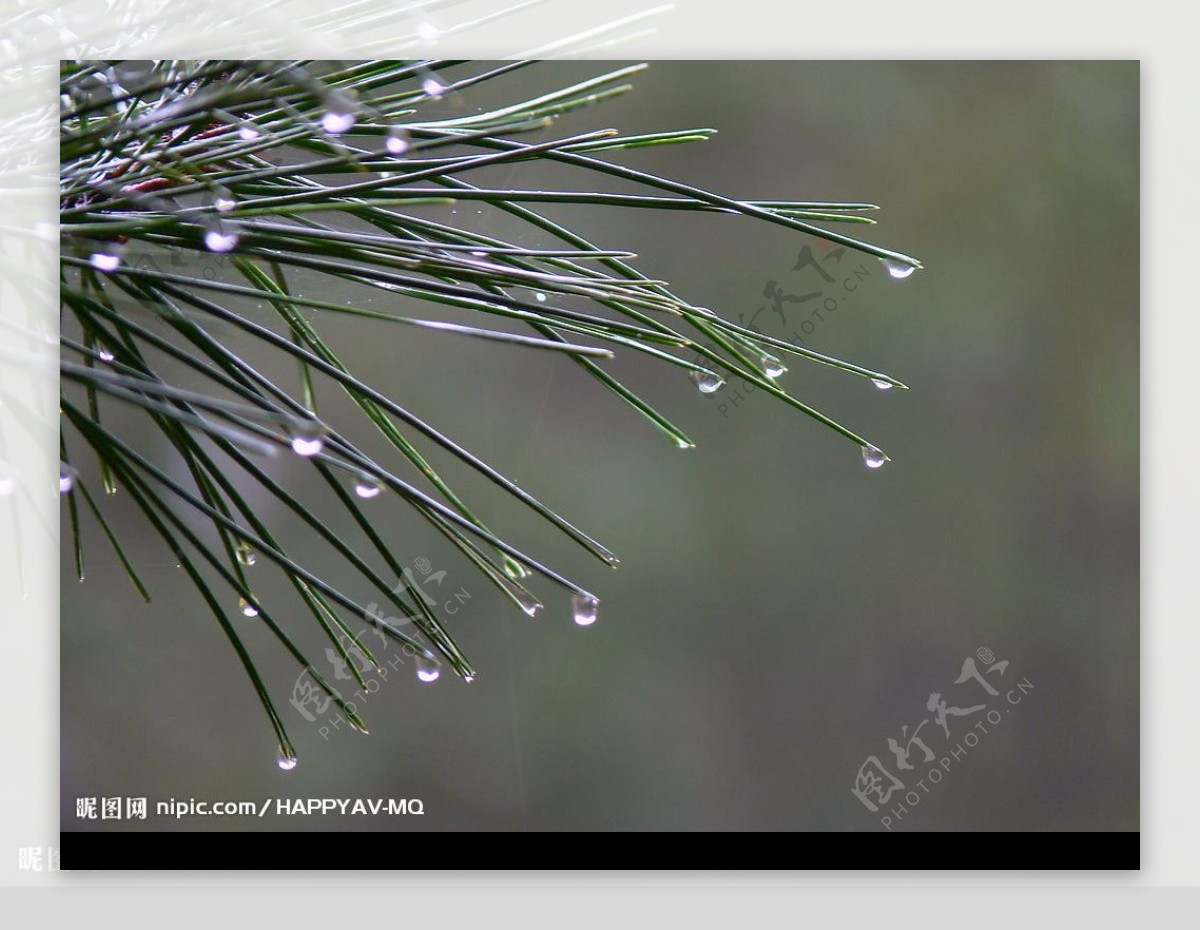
[61,61,1138,832]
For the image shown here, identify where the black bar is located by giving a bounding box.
[61,830,1140,871]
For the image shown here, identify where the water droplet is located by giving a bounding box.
[354,476,384,499]
[861,445,889,469]
[503,556,529,580]
[238,121,260,141]
[235,542,257,566]
[97,348,115,363]
[571,593,599,627]
[416,658,440,682]
[204,228,238,253]
[385,127,409,155]
[322,109,355,135]
[59,470,74,493]
[761,354,787,379]
[515,588,542,618]
[674,437,696,450]
[534,292,546,302]
[469,250,487,258]
[871,378,893,391]
[89,251,120,273]
[881,259,916,280]
[277,753,297,772]
[213,189,236,213]
[422,76,446,98]
[289,422,325,457]
[463,673,476,683]
[689,369,725,394]
[239,597,259,617]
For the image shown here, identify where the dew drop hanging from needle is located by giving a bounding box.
[861,445,889,469]
[871,379,893,391]
[204,227,239,253]
[385,126,409,155]
[416,658,441,683]
[761,354,787,379]
[235,542,257,566]
[690,369,725,394]
[880,259,916,280]
[503,556,529,581]
[213,188,236,213]
[288,421,325,457]
[89,250,120,273]
[515,587,542,618]
[571,594,599,627]
[354,476,384,499]
[321,89,357,135]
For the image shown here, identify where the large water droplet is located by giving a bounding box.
[871,379,893,391]
[213,189,236,213]
[238,121,260,141]
[861,444,889,469]
[571,593,599,627]
[239,597,259,617]
[354,476,384,499]
[204,228,239,253]
[761,354,787,379]
[385,127,409,155]
[416,658,440,682]
[422,76,446,98]
[89,251,120,273]
[880,259,916,280]
[503,556,529,580]
[534,292,547,302]
[59,470,75,493]
[689,369,725,394]
[98,348,115,363]
[235,542,257,566]
[289,422,325,457]
[277,753,297,772]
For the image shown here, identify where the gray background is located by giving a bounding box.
[60,61,1138,832]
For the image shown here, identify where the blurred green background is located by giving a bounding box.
[61,61,1138,832]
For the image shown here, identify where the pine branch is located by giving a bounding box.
[59,59,919,768]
